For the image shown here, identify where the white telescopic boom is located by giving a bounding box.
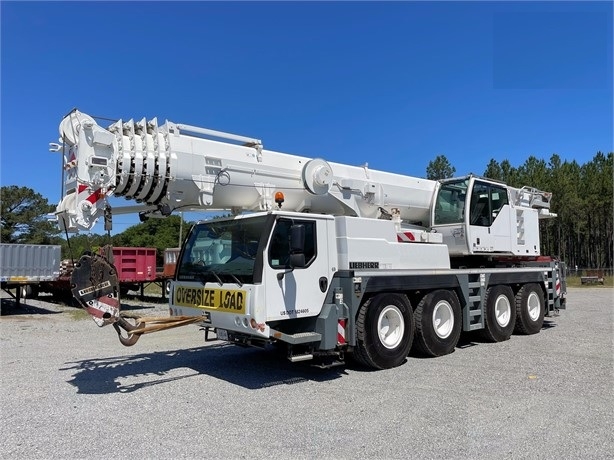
[54,110,436,232]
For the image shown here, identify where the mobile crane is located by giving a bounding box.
[53,109,566,369]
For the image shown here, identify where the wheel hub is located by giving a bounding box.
[494,294,511,327]
[377,305,405,349]
[433,301,454,339]
[527,291,541,321]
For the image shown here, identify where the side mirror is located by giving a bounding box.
[290,253,305,268]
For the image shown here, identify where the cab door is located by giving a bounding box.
[467,180,511,253]
[261,216,332,321]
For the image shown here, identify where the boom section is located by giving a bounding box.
[54,110,436,232]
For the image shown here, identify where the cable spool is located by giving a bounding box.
[302,159,333,195]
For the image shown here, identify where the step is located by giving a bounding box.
[289,354,314,363]
[270,328,322,345]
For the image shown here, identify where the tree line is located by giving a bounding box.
[0,185,189,266]
[482,152,613,270]
[2,150,612,269]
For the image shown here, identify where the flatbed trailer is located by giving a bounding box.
[0,244,61,305]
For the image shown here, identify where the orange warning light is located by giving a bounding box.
[274,191,285,208]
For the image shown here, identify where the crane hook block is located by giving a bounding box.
[70,252,121,327]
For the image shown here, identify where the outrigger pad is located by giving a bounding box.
[71,252,121,327]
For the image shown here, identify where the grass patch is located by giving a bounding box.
[124,282,165,296]
[66,308,90,321]
[143,282,163,295]
[566,276,613,288]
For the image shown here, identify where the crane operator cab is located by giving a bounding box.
[431,175,555,259]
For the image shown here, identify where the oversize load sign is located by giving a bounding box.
[174,287,246,313]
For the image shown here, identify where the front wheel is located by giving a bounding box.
[354,293,414,369]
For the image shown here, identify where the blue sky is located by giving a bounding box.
[1,1,612,234]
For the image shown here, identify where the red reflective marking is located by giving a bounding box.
[86,189,102,204]
[337,319,346,345]
[397,232,415,242]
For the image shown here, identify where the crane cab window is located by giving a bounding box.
[470,182,509,227]
[269,218,316,269]
[434,179,469,225]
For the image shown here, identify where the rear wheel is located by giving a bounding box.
[480,285,515,342]
[514,283,545,335]
[413,290,462,357]
[354,293,414,369]
[20,284,38,299]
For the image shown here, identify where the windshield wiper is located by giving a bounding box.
[192,267,241,287]
[195,271,223,287]
[226,273,243,287]
[209,270,224,286]
[210,271,243,287]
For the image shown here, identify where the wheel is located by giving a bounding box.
[20,285,38,299]
[413,290,462,357]
[480,285,515,342]
[514,283,545,335]
[20,285,31,298]
[354,293,414,369]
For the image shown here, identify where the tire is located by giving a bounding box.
[20,285,31,298]
[20,284,38,299]
[413,290,462,357]
[354,293,414,369]
[480,285,515,342]
[514,283,545,335]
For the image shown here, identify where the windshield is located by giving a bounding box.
[177,215,271,285]
[434,179,469,225]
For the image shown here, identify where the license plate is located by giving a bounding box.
[216,328,229,341]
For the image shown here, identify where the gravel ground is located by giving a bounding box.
[1,288,612,460]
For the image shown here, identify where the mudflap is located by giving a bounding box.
[71,252,121,327]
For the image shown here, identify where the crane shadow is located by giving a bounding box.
[60,321,560,393]
[0,298,62,316]
[61,343,346,394]
[453,320,557,350]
